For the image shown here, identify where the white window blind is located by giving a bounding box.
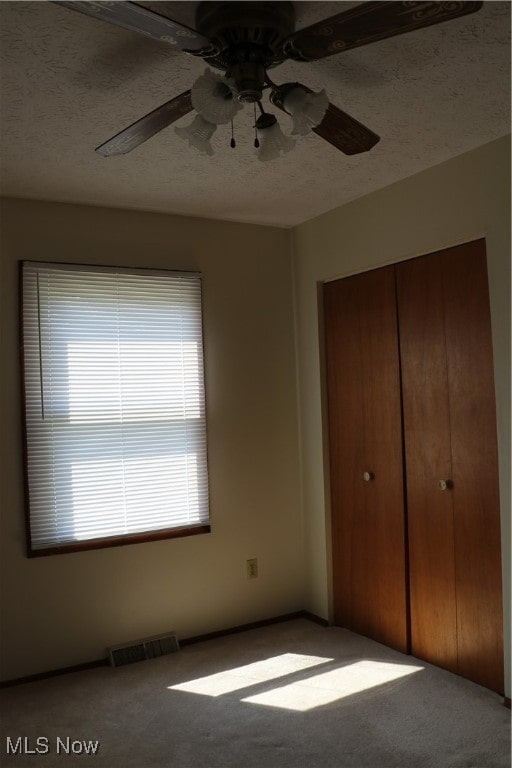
[21,262,210,553]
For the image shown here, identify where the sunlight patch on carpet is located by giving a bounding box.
[241,660,424,711]
[168,653,333,697]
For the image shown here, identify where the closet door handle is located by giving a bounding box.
[363,471,375,482]
[438,479,453,491]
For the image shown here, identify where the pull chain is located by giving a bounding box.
[254,104,260,148]
[230,119,236,148]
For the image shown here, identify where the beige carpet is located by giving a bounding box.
[0,618,510,767]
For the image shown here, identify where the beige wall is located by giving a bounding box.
[0,198,302,680]
[1,137,510,691]
[292,136,511,696]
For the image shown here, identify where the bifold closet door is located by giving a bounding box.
[396,239,504,693]
[324,266,408,654]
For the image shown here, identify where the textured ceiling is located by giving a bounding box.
[0,1,510,227]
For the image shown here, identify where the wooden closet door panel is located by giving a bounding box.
[442,240,504,693]
[396,255,458,673]
[358,268,408,652]
[324,267,407,653]
[324,278,365,633]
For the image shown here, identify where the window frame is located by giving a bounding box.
[20,260,211,557]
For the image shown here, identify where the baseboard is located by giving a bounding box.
[504,696,511,709]
[300,610,330,627]
[0,610,327,688]
[0,658,108,689]
[180,610,327,646]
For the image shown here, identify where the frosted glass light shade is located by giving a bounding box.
[257,122,295,162]
[191,69,242,125]
[175,114,217,156]
[283,87,329,136]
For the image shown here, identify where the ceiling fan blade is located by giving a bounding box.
[282,1,483,61]
[270,87,380,155]
[313,103,380,155]
[96,90,192,156]
[53,1,215,55]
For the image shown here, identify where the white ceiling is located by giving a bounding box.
[0,1,510,227]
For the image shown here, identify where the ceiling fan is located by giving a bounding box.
[54,1,483,159]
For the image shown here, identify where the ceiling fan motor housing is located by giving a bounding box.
[195,2,295,101]
[227,61,267,103]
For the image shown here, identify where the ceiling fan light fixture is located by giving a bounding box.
[257,120,295,162]
[191,68,242,125]
[57,0,486,160]
[174,114,217,156]
[283,86,329,136]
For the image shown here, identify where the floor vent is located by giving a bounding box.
[108,632,180,667]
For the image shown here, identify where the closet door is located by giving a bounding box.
[395,253,458,674]
[396,240,504,693]
[324,266,408,653]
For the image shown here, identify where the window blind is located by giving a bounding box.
[21,262,210,553]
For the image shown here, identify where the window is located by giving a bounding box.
[21,262,210,555]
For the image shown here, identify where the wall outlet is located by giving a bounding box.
[247,558,258,579]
